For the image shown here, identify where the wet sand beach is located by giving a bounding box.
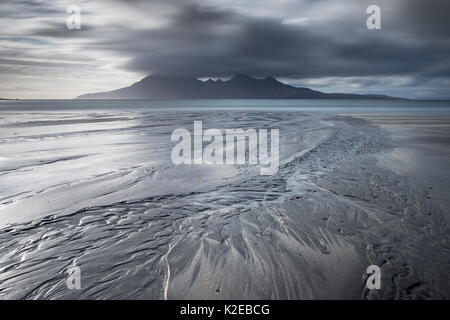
[0,101,449,299]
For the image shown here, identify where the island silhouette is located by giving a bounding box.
[77,74,404,100]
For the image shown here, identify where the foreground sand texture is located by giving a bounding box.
[0,108,449,299]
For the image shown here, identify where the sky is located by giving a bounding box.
[0,0,449,99]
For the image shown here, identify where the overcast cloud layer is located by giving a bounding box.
[0,0,449,99]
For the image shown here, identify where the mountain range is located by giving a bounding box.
[76,74,403,100]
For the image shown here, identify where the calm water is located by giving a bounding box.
[1,99,450,113]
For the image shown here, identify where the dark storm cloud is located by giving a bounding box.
[8,0,450,79]
[2,0,450,98]
[174,3,231,26]
[401,0,450,38]
[77,0,450,81]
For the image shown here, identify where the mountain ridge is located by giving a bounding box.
[76,74,405,100]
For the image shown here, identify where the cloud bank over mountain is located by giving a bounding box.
[1,0,449,99]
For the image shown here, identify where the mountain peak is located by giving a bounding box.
[143,73,167,80]
[143,74,193,80]
[230,74,254,81]
[264,76,277,82]
[77,73,403,100]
